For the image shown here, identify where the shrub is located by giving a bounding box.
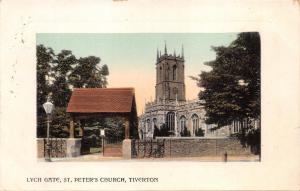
[153,125,160,138]
[180,126,191,137]
[236,127,260,155]
[195,128,204,137]
[158,123,170,137]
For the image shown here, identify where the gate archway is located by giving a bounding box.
[67,88,138,157]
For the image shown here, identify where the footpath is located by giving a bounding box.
[39,153,259,162]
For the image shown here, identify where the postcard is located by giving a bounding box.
[0,0,299,190]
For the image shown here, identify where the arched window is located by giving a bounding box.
[166,112,175,132]
[146,119,151,133]
[172,65,177,80]
[191,114,199,135]
[164,65,169,80]
[153,118,157,129]
[233,121,237,133]
[179,116,186,132]
[159,67,162,81]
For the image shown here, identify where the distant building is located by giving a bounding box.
[139,44,257,139]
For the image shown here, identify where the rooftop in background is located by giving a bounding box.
[66,88,135,113]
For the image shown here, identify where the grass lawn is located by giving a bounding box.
[90,147,101,153]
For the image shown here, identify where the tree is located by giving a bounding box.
[50,107,70,138]
[51,50,77,107]
[36,45,54,137]
[37,45,54,108]
[197,32,261,128]
[36,45,110,138]
[104,117,125,140]
[69,56,109,88]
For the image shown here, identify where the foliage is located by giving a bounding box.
[153,124,172,137]
[69,56,109,88]
[195,128,204,137]
[153,125,160,138]
[197,32,261,127]
[153,124,193,138]
[159,123,172,137]
[235,128,260,155]
[104,117,125,140]
[51,50,76,107]
[37,114,47,138]
[129,113,139,139]
[36,44,109,138]
[37,45,53,108]
[49,107,70,138]
[81,117,125,153]
[37,45,54,136]
[81,117,125,140]
[180,126,191,137]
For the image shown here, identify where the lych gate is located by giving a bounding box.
[66,88,138,157]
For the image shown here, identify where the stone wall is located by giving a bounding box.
[162,137,252,157]
[133,137,252,158]
[37,138,81,158]
[37,138,45,158]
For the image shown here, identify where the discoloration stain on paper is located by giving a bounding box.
[11,16,32,47]
[10,61,18,98]
[293,0,300,6]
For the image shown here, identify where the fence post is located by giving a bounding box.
[215,139,217,156]
[60,139,63,157]
[143,140,146,158]
[163,139,165,157]
[149,139,152,158]
[223,151,228,162]
[169,139,171,157]
[44,138,46,158]
[102,137,105,156]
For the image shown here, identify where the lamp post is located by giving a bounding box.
[100,129,105,156]
[43,99,54,162]
[238,79,249,87]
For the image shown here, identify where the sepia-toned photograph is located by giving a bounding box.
[36,33,261,162]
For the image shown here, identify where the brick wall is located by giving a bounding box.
[133,137,252,158]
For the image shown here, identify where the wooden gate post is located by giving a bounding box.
[124,116,130,139]
[78,120,83,137]
[69,115,74,138]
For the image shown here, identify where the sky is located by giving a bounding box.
[36,33,238,115]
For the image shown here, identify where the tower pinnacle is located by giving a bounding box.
[157,49,159,61]
[181,44,184,59]
[164,41,167,55]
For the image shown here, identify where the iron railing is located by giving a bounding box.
[43,138,67,158]
[132,139,165,158]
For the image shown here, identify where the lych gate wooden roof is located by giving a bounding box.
[66,88,135,113]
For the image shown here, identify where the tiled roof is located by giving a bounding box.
[66,88,135,113]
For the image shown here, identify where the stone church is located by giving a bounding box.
[138,44,244,139]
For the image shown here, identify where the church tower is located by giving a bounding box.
[155,43,186,102]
